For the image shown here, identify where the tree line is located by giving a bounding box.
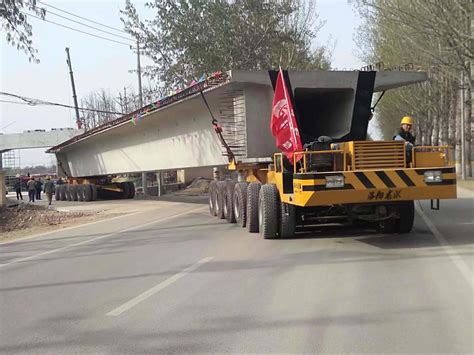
[354,0,473,176]
[79,0,331,130]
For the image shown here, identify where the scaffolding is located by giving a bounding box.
[2,150,20,170]
[2,150,21,191]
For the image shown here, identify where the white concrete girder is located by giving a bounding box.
[0,129,84,151]
[52,70,428,178]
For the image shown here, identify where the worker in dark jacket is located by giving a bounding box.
[35,179,43,200]
[43,176,55,206]
[394,116,416,165]
[14,177,23,200]
[394,116,416,145]
[27,177,36,202]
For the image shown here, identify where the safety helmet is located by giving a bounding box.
[401,116,414,125]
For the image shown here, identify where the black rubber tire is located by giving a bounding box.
[280,202,296,238]
[396,201,415,233]
[83,184,92,202]
[259,184,279,239]
[246,182,261,233]
[224,181,236,223]
[59,185,67,201]
[77,185,84,202]
[127,182,135,199]
[66,185,73,201]
[71,185,79,201]
[208,181,217,216]
[379,217,397,233]
[216,181,227,219]
[90,184,98,201]
[55,185,61,201]
[234,182,248,227]
[120,182,130,199]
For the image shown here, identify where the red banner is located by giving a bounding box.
[270,69,303,162]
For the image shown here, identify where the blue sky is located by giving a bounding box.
[1,0,368,167]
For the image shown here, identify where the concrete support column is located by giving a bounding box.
[0,170,6,209]
[156,172,162,197]
[141,172,147,196]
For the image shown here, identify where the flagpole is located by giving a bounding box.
[280,68,299,150]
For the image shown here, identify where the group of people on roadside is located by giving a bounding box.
[14,176,59,206]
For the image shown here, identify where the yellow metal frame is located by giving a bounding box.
[412,146,452,168]
[231,141,457,208]
[292,150,345,173]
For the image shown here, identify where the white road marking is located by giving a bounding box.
[0,206,206,268]
[415,204,473,289]
[107,256,214,316]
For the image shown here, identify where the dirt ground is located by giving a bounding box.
[0,188,208,244]
[0,200,123,243]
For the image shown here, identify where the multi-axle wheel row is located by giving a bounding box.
[209,181,296,239]
[54,184,98,202]
[54,182,136,202]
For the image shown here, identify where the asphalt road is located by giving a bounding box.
[0,189,472,354]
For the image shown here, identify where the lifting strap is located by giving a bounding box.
[371,90,386,112]
[199,91,235,163]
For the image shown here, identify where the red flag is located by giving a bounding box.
[270,69,303,162]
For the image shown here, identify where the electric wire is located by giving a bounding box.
[37,0,128,34]
[23,12,133,47]
[0,93,123,115]
[40,8,134,42]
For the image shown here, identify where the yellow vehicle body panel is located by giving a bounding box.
[278,167,456,207]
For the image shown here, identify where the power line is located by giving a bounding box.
[23,12,133,47]
[0,93,123,115]
[41,7,133,42]
[37,0,128,34]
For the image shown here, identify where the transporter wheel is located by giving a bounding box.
[233,182,248,227]
[71,185,79,201]
[120,182,130,199]
[55,185,61,201]
[128,182,136,199]
[216,181,227,219]
[90,184,98,201]
[224,181,236,223]
[379,218,396,234]
[59,185,67,201]
[208,181,217,216]
[246,182,261,233]
[77,185,85,202]
[396,201,415,233]
[66,185,73,201]
[259,184,279,239]
[83,184,92,202]
[280,202,296,238]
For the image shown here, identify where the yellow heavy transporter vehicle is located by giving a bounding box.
[207,70,456,238]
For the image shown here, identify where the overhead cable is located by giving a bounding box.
[0,92,123,115]
[23,12,133,47]
[37,0,128,34]
[39,8,134,42]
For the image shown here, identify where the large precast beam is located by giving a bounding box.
[52,70,428,178]
[0,129,84,151]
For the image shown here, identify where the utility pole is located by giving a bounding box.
[136,38,143,108]
[124,87,128,113]
[65,47,81,129]
[460,70,466,180]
